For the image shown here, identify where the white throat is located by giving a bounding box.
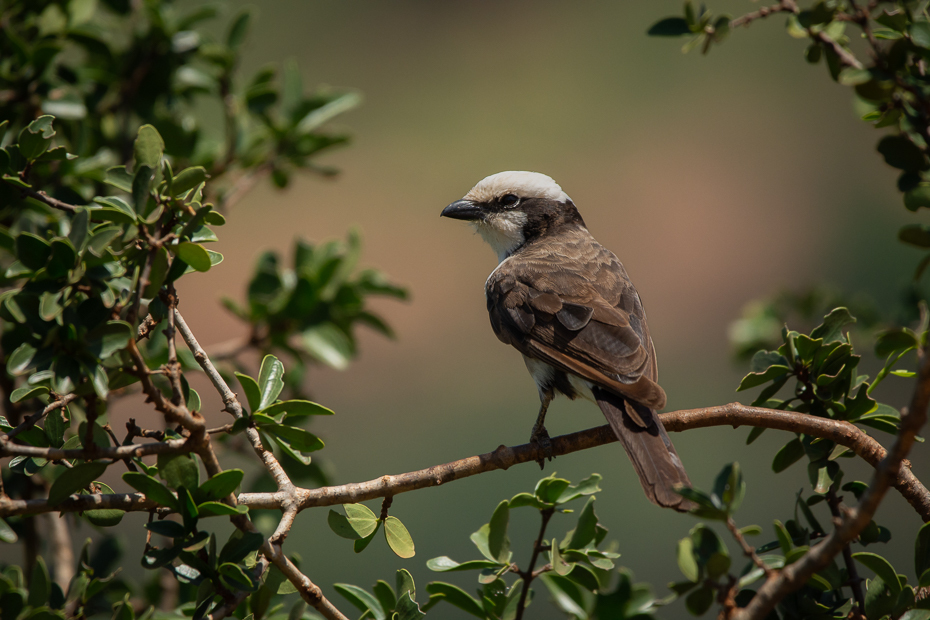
[474,211,527,262]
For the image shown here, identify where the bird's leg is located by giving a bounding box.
[530,392,553,469]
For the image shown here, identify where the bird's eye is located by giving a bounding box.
[500,194,519,207]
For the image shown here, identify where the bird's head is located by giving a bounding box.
[441,171,585,262]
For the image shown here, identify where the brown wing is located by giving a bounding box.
[486,232,666,411]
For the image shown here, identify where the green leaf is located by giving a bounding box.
[6,343,37,375]
[226,8,252,49]
[916,522,930,577]
[171,167,208,197]
[157,453,199,490]
[677,537,700,582]
[911,22,930,48]
[539,574,586,618]
[713,462,745,511]
[177,486,199,531]
[10,385,48,403]
[196,469,243,502]
[328,509,362,540]
[556,473,602,504]
[0,517,17,543]
[772,438,805,473]
[235,372,261,412]
[27,557,50,608]
[333,584,385,620]
[259,400,334,419]
[19,116,55,161]
[104,166,133,192]
[344,503,379,538]
[487,500,511,563]
[170,243,211,272]
[470,523,496,562]
[257,355,285,409]
[394,591,425,620]
[86,321,132,358]
[535,475,571,504]
[900,224,930,248]
[853,552,902,598]
[122,472,179,511]
[133,125,164,169]
[425,556,501,572]
[197,501,244,517]
[219,529,264,565]
[567,496,599,551]
[219,563,258,592]
[648,17,692,36]
[264,425,323,453]
[384,516,415,559]
[877,135,927,171]
[774,520,793,554]
[424,582,486,618]
[144,520,187,538]
[131,165,151,214]
[300,324,354,370]
[16,233,51,271]
[354,522,380,553]
[685,585,714,616]
[904,185,930,212]
[48,461,107,505]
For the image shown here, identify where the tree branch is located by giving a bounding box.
[5,404,928,521]
[736,342,930,619]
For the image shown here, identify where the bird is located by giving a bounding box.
[440,171,692,511]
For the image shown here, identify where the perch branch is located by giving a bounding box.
[4,404,928,521]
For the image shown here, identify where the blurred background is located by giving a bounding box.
[98,1,929,616]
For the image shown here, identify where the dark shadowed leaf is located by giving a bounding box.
[48,461,107,505]
[648,17,691,36]
[123,471,179,511]
[157,453,199,490]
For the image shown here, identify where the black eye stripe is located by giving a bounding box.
[500,194,519,207]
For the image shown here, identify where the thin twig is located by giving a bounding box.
[515,508,554,620]
[730,0,799,29]
[726,517,772,579]
[17,186,79,213]
[826,489,865,613]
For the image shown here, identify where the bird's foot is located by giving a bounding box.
[530,426,553,469]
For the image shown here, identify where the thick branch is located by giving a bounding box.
[736,344,930,619]
[5,404,928,525]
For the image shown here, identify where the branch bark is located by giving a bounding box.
[7,403,924,521]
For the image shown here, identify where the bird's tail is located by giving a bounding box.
[592,386,693,512]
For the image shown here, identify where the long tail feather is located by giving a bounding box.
[592,386,693,511]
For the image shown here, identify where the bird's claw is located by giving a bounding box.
[530,427,553,469]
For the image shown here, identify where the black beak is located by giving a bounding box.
[441,199,484,221]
